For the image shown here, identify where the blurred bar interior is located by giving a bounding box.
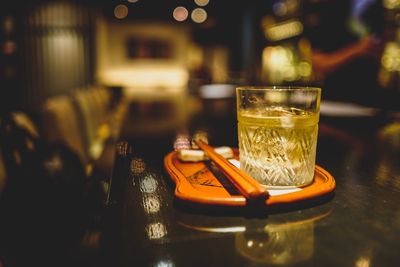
[1,0,400,264]
[1,0,400,130]
[1,1,399,112]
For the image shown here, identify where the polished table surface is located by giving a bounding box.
[100,106,400,267]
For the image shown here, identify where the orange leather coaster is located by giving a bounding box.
[164,149,335,207]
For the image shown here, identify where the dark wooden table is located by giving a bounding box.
[100,105,400,267]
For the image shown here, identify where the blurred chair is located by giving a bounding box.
[41,95,89,165]
[0,110,91,267]
[10,111,40,139]
[72,89,105,161]
[41,86,128,177]
[0,111,41,195]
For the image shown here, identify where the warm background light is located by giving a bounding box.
[264,19,303,42]
[383,0,400,9]
[191,8,207,23]
[114,4,128,19]
[173,6,189,22]
[194,0,210,7]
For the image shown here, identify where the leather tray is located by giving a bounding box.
[164,149,335,207]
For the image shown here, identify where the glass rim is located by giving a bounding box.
[236,86,321,92]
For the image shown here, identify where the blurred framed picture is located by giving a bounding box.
[126,37,172,59]
[96,17,190,88]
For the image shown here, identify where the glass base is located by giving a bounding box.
[260,178,314,190]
